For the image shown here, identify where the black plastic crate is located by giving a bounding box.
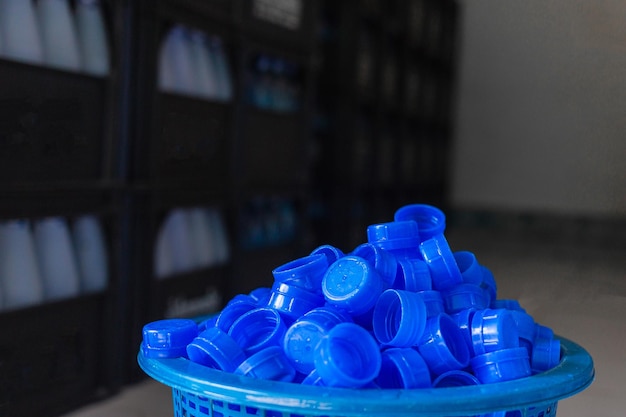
[0,60,110,185]
[0,188,126,402]
[0,294,114,416]
[237,0,320,49]
[152,94,233,189]
[236,108,309,188]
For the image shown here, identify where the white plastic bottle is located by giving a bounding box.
[75,0,110,76]
[72,215,109,293]
[161,209,196,274]
[33,217,81,301]
[36,0,82,71]
[209,36,233,101]
[0,219,45,310]
[189,29,219,99]
[208,207,230,264]
[154,219,173,279]
[187,206,216,268]
[0,0,44,64]
[158,25,196,95]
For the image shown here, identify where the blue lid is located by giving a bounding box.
[282,306,351,374]
[395,258,432,292]
[248,287,271,304]
[272,253,328,293]
[351,243,398,287]
[532,336,561,373]
[443,283,489,314]
[432,370,481,388]
[267,281,325,321]
[417,314,470,376]
[470,309,520,356]
[314,322,382,388]
[508,310,536,343]
[393,204,446,241]
[419,234,463,291]
[470,347,532,384]
[480,266,498,303]
[215,298,258,333]
[366,221,421,256]
[228,307,287,355]
[322,255,385,315]
[300,368,326,386]
[310,244,345,265]
[376,348,431,389]
[235,346,296,382]
[453,251,483,285]
[450,308,477,352]
[417,290,446,318]
[141,319,199,359]
[372,289,427,347]
[186,327,247,372]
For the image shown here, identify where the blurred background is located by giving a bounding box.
[0,0,623,416]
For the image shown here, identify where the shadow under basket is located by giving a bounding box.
[137,335,594,417]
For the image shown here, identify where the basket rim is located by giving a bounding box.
[137,335,594,417]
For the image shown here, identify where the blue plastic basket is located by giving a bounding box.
[137,335,593,417]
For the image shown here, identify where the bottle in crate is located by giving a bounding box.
[75,0,110,76]
[0,219,45,310]
[0,0,44,64]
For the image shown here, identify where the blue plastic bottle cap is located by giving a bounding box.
[443,283,489,314]
[197,315,218,333]
[534,324,554,341]
[141,319,199,359]
[453,251,483,285]
[351,243,397,287]
[376,348,431,389]
[322,255,385,315]
[300,368,326,386]
[248,287,271,304]
[234,346,296,382]
[228,308,287,355]
[283,306,351,374]
[272,253,329,293]
[419,234,463,291]
[450,308,477,352]
[480,266,498,304]
[366,221,421,258]
[393,204,446,241]
[227,293,257,306]
[314,322,382,388]
[432,370,481,388]
[471,309,520,356]
[532,336,561,372]
[417,290,446,318]
[395,258,432,292]
[508,310,536,344]
[267,281,325,321]
[186,327,247,372]
[470,347,532,384]
[417,314,470,376]
[310,244,345,265]
[215,298,258,333]
[373,289,427,347]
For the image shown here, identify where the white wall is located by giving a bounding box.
[450,0,626,216]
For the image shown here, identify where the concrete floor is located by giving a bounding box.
[65,225,626,417]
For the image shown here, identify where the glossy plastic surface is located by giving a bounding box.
[139,335,594,416]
